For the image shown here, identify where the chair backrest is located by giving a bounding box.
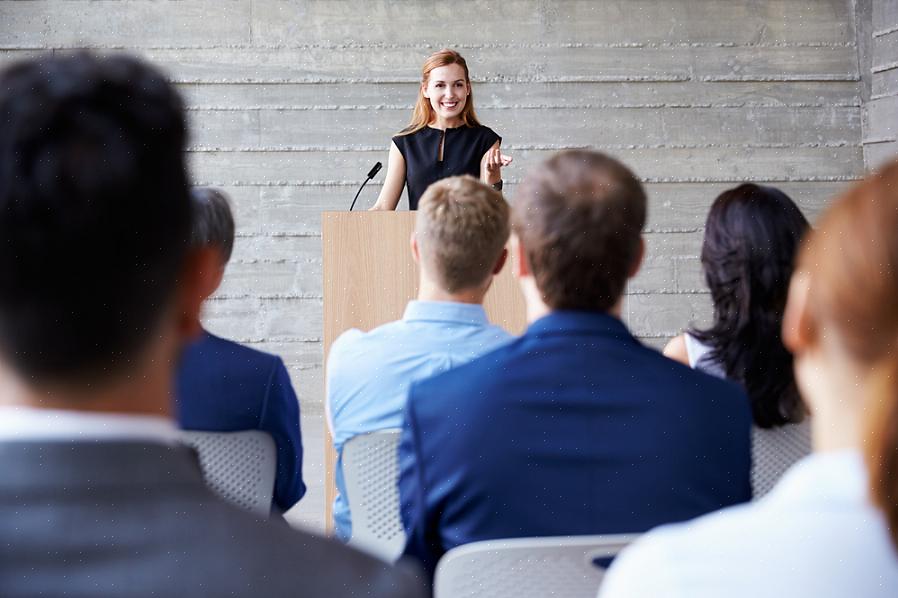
[181,430,276,517]
[434,534,639,598]
[342,428,405,561]
[752,419,812,498]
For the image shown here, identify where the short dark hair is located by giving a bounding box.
[691,184,810,428]
[190,187,235,263]
[512,150,646,311]
[0,52,191,382]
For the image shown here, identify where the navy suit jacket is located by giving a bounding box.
[398,311,752,575]
[176,331,305,512]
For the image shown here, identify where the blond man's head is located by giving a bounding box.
[415,176,510,293]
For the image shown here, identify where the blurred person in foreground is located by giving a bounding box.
[600,160,898,598]
[0,52,422,598]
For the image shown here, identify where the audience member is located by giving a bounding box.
[0,52,422,597]
[327,175,512,540]
[176,187,305,514]
[397,150,752,576]
[664,184,811,496]
[600,160,898,598]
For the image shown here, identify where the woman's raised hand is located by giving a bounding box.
[481,146,513,184]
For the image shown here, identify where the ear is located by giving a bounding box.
[492,248,508,275]
[422,82,430,99]
[410,232,420,264]
[175,247,222,341]
[510,233,531,279]
[627,236,645,279]
[782,271,815,356]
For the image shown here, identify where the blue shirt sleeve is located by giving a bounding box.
[259,357,305,512]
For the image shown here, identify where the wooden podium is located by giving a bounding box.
[321,211,527,532]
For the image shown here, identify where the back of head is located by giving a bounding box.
[797,161,898,550]
[512,150,646,311]
[190,187,235,263]
[415,175,509,293]
[694,184,810,428]
[0,52,190,383]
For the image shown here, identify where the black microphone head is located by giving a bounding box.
[367,162,383,179]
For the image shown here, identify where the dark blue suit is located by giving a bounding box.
[175,331,305,513]
[398,312,751,575]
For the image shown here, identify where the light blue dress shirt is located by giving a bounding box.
[326,300,513,541]
[599,450,898,598]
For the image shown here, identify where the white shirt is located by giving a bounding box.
[599,450,898,598]
[0,405,180,444]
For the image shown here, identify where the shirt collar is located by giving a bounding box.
[0,405,181,445]
[402,300,490,326]
[766,449,866,505]
[526,310,634,341]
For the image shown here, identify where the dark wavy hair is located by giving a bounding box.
[691,184,810,428]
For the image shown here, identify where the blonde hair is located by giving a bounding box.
[415,175,509,292]
[797,159,898,550]
[397,49,482,136]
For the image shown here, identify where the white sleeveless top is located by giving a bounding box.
[683,333,812,498]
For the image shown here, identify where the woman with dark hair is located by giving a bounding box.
[600,162,898,598]
[664,184,811,496]
[370,49,511,211]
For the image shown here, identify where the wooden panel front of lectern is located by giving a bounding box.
[321,211,526,533]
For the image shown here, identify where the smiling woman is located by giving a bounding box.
[370,49,512,211]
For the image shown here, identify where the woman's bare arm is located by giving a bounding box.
[370,141,406,211]
[663,333,691,366]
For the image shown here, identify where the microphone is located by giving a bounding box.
[349,161,382,211]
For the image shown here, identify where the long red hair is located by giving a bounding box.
[397,49,482,136]
[798,159,898,550]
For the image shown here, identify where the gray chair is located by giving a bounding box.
[182,430,276,517]
[434,534,639,598]
[342,429,405,561]
[752,419,812,498]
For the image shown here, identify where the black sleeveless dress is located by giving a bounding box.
[392,124,501,210]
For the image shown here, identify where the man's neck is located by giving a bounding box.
[417,278,487,305]
[0,345,174,418]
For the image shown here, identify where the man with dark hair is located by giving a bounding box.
[398,150,752,576]
[177,187,305,514]
[0,52,422,597]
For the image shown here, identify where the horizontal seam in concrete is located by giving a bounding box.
[0,42,857,51]
[873,61,898,73]
[192,176,864,186]
[183,103,862,110]
[699,74,859,82]
[873,25,898,37]
[186,142,861,152]
[862,137,898,144]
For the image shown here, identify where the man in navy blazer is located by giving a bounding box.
[398,150,752,576]
[176,188,305,513]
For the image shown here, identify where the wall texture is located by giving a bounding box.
[865,1,898,167]
[0,0,865,530]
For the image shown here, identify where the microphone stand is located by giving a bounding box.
[349,177,373,211]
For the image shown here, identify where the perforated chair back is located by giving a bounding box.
[434,534,639,598]
[182,430,276,517]
[342,429,404,561]
[752,419,812,498]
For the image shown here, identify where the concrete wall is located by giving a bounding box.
[0,0,864,530]
[864,0,898,167]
